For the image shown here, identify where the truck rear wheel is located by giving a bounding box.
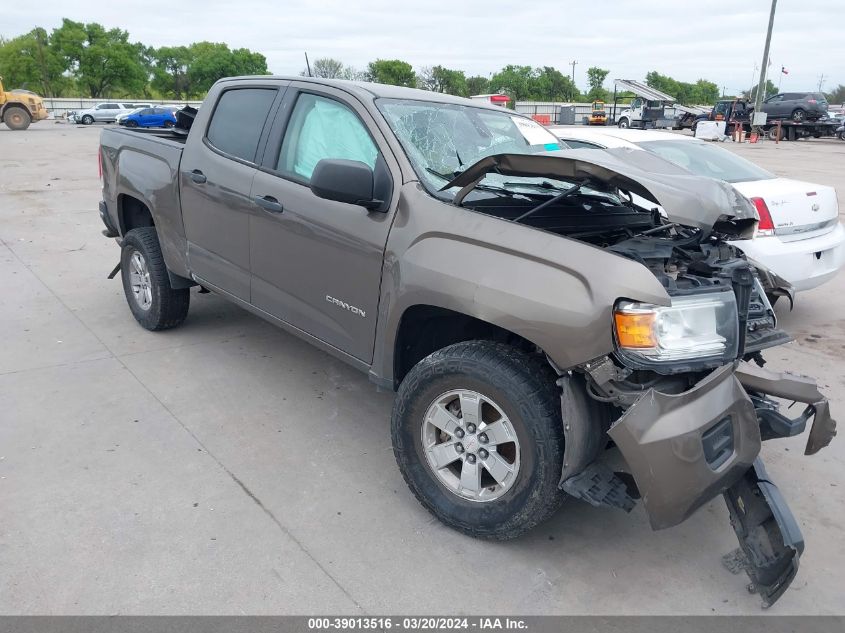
[4,106,32,130]
[120,227,190,331]
[391,341,566,540]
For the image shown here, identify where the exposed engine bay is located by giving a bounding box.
[460,171,789,383]
[445,151,836,607]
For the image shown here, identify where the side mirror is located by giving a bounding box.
[310,159,382,210]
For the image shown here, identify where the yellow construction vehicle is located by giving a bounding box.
[1,77,49,130]
[588,100,607,126]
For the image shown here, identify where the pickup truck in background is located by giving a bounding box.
[98,76,837,606]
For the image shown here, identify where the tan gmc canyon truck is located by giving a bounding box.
[98,76,837,606]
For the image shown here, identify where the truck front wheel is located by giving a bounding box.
[391,341,566,540]
[4,106,32,130]
[617,117,630,129]
[120,227,190,330]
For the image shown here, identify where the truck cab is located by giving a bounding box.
[617,97,674,129]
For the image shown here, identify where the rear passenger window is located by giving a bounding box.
[277,93,378,181]
[206,88,277,163]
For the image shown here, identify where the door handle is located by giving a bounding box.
[254,195,284,214]
[190,169,207,184]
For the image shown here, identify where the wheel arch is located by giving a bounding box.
[390,304,541,390]
[117,193,155,235]
[1,101,30,117]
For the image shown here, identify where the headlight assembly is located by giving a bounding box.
[613,291,739,371]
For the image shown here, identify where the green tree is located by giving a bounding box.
[51,19,147,97]
[489,65,534,102]
[367,59,416,87]
[586,66,609,101]
[0,28,69,96]
[533,66,579,101]
[418,65,468,96]
[151,46,193,99]
[826,84,845,105]
[646,70,722,105]
[466,75,489,96]
[187,42,268,94]
[691,79,719,104]
[744,79,778,102]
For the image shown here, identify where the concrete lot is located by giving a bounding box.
[1,124,844,615]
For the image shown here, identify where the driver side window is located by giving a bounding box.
[277,93,378,182]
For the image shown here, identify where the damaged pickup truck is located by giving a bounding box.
[97,77,836,606]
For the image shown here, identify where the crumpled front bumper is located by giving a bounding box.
[608,362,836,531]
[605,361,836,605]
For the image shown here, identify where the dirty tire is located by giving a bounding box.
[391,341,565,540]
[4,106,32,130]
[120,227,189,331]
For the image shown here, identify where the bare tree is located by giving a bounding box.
[301,57,345,79]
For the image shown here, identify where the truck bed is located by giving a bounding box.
[99,125,189,278]
[107,125,188,145]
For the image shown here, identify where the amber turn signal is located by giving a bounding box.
[614,310,657,348]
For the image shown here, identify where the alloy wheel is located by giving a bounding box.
[421,389,520,502]
[128,249,152,311]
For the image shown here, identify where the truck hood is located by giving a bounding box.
[442,147,758,238]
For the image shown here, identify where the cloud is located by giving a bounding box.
[2,0,843,94]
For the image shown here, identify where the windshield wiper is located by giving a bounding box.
[511,184,584,223]
[502,180,571,192]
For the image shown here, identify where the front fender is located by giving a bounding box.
[369,183,671,386]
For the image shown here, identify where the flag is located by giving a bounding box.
[782,66,789,75]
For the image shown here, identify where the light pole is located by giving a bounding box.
[748,63,758,99]
[753,0,778,113]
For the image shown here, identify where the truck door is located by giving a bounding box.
[179,84,282,301]
[248,85,397,362]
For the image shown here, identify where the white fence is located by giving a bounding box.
[42,97,203,118]
[514,101,629,124]
[515,101,690,124]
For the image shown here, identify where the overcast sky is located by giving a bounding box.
[3,0,843,95]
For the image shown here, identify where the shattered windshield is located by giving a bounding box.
[376,98,571,199]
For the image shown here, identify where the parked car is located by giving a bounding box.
[549,126,845,300]
[97,76,837,607]
[115,105,154,124]
[760,92,829,122]
[120,107,177,128]
[75,102,138,125]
